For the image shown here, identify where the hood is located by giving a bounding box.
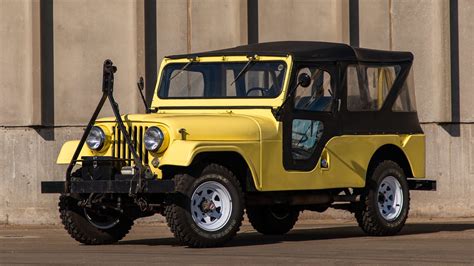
[96,112,280,141]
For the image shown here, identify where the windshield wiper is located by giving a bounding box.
[170,58,196,81]
[230,55,257,86]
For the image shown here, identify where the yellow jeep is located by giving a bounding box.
[42,41,435,247]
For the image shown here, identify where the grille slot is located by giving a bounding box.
[112,125,149,165]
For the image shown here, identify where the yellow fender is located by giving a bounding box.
[56,140,94,164]
[158,140,262,189]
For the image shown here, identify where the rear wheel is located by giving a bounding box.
[247,206,299,235]
[165,163,244,248]
[355,160,410,236]
[59,195,133,245]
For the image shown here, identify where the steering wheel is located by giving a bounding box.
[292,131,308,143]
[246,87,269,96]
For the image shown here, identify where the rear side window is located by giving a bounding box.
[347,65,399,111]
[392,69,417,112]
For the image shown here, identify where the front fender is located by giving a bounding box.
[56,140,94,164]
[159,140,262,189]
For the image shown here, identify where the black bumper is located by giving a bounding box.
[41,179,175,194]
[407,179,437,191]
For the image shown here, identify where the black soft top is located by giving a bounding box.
[167,41,413,63]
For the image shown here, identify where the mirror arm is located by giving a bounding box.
[274,80,302,121]
[137,77,150,114]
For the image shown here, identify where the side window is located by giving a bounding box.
[168,70,204,97]
[294,67,333,112]
[347,65,399,111]
[393,69,417,112]
[292,119,324,160]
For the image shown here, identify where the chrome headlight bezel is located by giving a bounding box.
[86,126,106,151]
[144,126,164,152]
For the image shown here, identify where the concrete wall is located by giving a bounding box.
[0,0,39,126]
[0,0,473,224]
[459,0,474,122]
[53,0,142,125]
[0,127,82,224]
[259,0,348,43]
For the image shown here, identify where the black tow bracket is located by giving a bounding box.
[63,59,151,194]
[42,180,176,194]
[407,179,437,191]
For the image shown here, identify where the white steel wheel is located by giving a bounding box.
[190,181,233,232]
[377,175,404,221]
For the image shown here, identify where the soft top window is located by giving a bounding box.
[392,69,417,112]
[347,64,402,111]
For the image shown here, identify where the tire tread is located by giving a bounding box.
[59,195,133,245]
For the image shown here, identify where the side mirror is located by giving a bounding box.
[298,73,311,88]
[138,77,144,91]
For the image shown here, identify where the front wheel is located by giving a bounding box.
[165,163,244,248]
[355,160,410,236]
[59,195,134,245]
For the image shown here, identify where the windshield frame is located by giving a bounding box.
[151,55,293,109]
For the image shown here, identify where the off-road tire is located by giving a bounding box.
[165,163,244,248]
[59,194,134,245]
[247,206,299,235]
[355,160,410,236]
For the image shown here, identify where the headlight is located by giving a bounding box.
[144,126,164,152]
[86,126,105,150]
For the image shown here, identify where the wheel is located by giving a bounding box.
[355,160,410,236]
[59,194,133,245]
[165,163,244,248]
[247,206,299,235]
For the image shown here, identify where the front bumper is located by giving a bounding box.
[41,179,175,194]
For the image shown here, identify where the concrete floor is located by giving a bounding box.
[1,218,474,265]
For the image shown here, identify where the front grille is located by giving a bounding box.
[112,125,149,165]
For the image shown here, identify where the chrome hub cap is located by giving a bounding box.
[377,176,404,221]
[191,181,232,232]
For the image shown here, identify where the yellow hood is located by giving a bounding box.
[95,111,280,141]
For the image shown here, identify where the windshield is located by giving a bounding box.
[158,61,287,99]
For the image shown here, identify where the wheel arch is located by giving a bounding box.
[161,151,258,192]
[367,144,414,180]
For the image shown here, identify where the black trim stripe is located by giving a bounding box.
[449,0,460,137]
[40,0,54,127]
[349,0,359,47]
[247,0,258,44]
[145,0,157,106]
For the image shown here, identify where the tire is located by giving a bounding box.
[59,194,134,245]
[355,160,410,236]
[165,163,244,248]
[247,206,299,235]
